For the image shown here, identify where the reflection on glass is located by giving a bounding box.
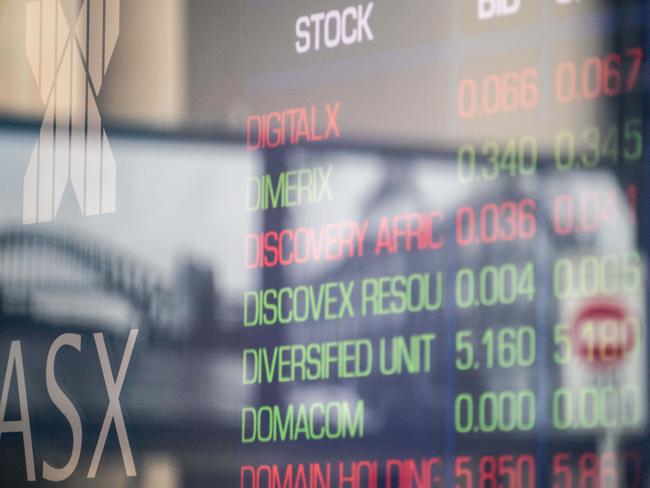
[0,0,648,486]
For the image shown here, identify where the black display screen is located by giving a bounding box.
[0,1,648,486]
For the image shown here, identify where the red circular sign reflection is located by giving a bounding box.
[571,299,637,369]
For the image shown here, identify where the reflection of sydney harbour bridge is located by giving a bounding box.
[0,227,171,339]
[0,227,244,485]
[0,225,243,443]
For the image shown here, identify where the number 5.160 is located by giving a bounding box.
[456,326,536,371]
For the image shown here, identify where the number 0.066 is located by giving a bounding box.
[458,68,539,119]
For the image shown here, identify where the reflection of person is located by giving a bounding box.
[361,157,423,219]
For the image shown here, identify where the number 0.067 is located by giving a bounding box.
[555,48,643,103]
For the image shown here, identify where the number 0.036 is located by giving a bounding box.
[456,199,536,246]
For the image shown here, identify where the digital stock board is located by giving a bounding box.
[0,0,649,487]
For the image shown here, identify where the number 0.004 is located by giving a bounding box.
[456,262,535,308]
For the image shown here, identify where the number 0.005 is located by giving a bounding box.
[553,252,641,300]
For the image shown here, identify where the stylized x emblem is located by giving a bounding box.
[24,0,120,224]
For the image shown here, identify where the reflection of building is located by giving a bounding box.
[171,258,221,344]
[0,227,234,342]
[251,145,648,465]
[0,227,166,336]
[0,226,245,485]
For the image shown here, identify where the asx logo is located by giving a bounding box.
[0,330,139,482]
[23,0,120,225]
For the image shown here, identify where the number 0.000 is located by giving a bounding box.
[552,385,642,430]
[455,390,536,433]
